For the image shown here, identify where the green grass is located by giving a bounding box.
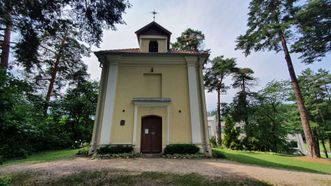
[2,149,78,166]
[213,148,331,174]
[2,170,270,186]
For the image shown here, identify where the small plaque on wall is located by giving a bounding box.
[120,120,125,126]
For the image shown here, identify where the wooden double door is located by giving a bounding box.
[141,116,162,153]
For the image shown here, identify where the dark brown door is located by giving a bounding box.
[141,116,162,153]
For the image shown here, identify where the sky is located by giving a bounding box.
[84,0,331,111]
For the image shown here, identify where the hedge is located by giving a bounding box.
[97,144,133,154]
[163,144,199,155]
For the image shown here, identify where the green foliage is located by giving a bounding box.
[96,152,140,159]
[293,0,331,63]
[76,143,90,157]
[212,148,226,159]
[0,70,97,161]
[172,28,206,51]
[97,145,134,155]
[236,0,297,55]
[296,68,331,156]
[231,68,255,128]
[204,56,237,144]
[0,175,11,186]
[224,79,301,153]
[3,0,130,67]
[223,116,241,149]
[163,144,200,155]
[209,136,218,148]
[204,56,237,93]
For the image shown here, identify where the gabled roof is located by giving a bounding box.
[135,21,172,36]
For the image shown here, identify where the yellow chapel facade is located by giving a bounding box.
[91,21,210,154]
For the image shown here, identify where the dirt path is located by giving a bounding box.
[1,158,331,186]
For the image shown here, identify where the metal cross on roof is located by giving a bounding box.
[151,10,158,21]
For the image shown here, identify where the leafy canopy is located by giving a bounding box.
[172,28,206,51]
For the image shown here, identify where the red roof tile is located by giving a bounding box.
[95,48,209,55]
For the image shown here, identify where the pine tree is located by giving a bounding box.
[204,56,237,144]
[236,0,319,157]
[172,28,206,51]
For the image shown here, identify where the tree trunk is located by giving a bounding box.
[329,138,331,153]
[278,30,319,158]
[313,128,321,157]
[321,139,329,158]
[217,88,222,145]
[0,19,12,70]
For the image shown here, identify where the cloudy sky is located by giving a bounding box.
[84,0,331,111]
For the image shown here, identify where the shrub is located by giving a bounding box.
[76,142,90,156]
[97,144,133,154]
[162,153,207,159]
[212,149,226,159]
[0,175,11,186]
[209,136,218,148]
[96,152,140,159]
[163,144,199,155]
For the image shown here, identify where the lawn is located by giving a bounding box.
[213,148,331,174]
[2,149,78,166]
[0,170,270,186]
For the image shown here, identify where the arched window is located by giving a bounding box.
[149,40,158,52]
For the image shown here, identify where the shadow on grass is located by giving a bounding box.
[221,150,328,174]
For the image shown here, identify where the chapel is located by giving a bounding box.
[91,21,210,154]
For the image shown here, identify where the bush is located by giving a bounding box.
[0,175,11,186]
[162,153,206,159]
[212,149,226,159]
[209,136,218,148]
[76,142,90,156]
[97,144,133,154]
[96,152,140,159]
[163,144,199,155]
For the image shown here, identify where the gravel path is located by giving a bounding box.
[1,158,331,186]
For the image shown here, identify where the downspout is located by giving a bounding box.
[90,56,107,153]
[197,56,208,153]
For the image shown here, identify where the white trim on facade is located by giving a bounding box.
[166,105,170,145]
[99,63,118,144]
[186,58,202,144]
[131,99,171,146]
[132,105,138,145]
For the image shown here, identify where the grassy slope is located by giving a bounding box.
[214,148,331,174]
[2,149,78,166]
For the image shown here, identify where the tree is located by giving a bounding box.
[292,0,331,64]
[249,81,292,152]
[231,68,255,142]
[236,0,319,157]
[297,68,331,158]
[204,56,237,144]
[0,0,131,70]
[20,22,90,106]
[53,79,98,143]
[223,115,241,150]
[172,28,206,51]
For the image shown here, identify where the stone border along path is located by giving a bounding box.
[1,158,331,186]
